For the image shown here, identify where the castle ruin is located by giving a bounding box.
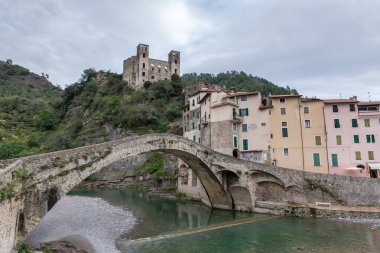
[122,43,180,88]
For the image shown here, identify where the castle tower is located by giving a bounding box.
[168,50,180,76]
[123,44,180,88]
[137,44,149,84]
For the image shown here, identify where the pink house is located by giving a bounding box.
[324,99,380,178]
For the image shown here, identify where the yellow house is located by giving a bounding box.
[269,95,328,173]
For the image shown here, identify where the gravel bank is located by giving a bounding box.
[27,196,137,253]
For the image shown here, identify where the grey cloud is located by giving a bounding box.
[0,0,379,100]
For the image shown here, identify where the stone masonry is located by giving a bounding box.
[123,44,180,88]
[1,133,380,252]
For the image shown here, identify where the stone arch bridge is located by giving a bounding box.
[1,134,380,252]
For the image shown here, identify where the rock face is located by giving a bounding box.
[81,153,178,191]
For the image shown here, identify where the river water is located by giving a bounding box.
[30,188,380,253]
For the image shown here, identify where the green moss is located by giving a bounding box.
[11,168,29,181]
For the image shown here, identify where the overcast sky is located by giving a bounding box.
[1,0,380,100]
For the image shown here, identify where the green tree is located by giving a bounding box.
[34,109,59,130]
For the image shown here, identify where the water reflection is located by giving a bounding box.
[69,188,380,253]
[69,188,255,239]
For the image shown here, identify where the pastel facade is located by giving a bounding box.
[123,43,180,88]
[269,95,329,174]
[324,99,380,178]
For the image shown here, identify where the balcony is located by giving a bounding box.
[201,115,208,125]
[232,115,243,123]
[211,98,237,108]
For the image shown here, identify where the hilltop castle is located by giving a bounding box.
[122,43,180,88]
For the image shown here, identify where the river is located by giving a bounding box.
[28,188,380,253]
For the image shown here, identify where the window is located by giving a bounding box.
[354,135,360,143]
[350,104,356,111]
[197,96,200,103]
[192,111,195,117]
[241,96,247,101]
[280,108,286,115]
[261,122,266,126]
[197,112,200,118]
[142,63,145,68]
[368,151,375,160]
[175,59,177,64]
[142,71,146,77]
[198,124,201,130]
[336,135,342,145]
[233,123,237,131]
[198,138,201,143]
[304,107,309,114]
[280,98,285,103]
[281,122,288,137]
[184,125,187,131]
[192,123,195,129]
[313,153,321,166]
[334,119,340,128]
[333,105,338,112]
[239,108,249,116]
[355,151,361,160]
[151,76,154,79]
[364,119,370,127]
[315,136,322,146]
[243,139,249,150]
[366,134,375,143]
[331,154,338,167]
[193,135,196,141]
[192,99,195,107]
[142,53,145,58]
[175,69,177,74]
[242,124,248,132]
[305,120,311,128]
[152,67,154,71]
[352,119,358,127]
[284,148,289,156]
[233,136,238,148]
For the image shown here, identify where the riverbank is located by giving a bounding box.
[27,196,136,253]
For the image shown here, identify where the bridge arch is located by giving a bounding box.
[10,134,232,238]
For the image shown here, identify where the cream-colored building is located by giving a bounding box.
[268,95,328,173]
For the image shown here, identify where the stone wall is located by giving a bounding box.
[0,199,20,253]
[2,133,380,252]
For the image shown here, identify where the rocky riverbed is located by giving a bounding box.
[27,196,137,253]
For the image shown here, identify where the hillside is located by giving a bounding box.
[182,71,297,95]
[0,60,63,158]
[0,62,296,160]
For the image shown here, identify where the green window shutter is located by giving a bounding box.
[313,153,321,166]
[243,139,248,150]
[331,154,338,167]
[352,119,358,127]
[233,136,237,148]
[246,108,249,116]
[282,128,288,137]
[192,123,195,129]
[371,134,375,143]
[354,135,359,143]
[366,135,371,143]
[239,109,242,116]
[334,119,340,128]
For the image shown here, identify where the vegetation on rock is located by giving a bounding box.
[0,60,296,160]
